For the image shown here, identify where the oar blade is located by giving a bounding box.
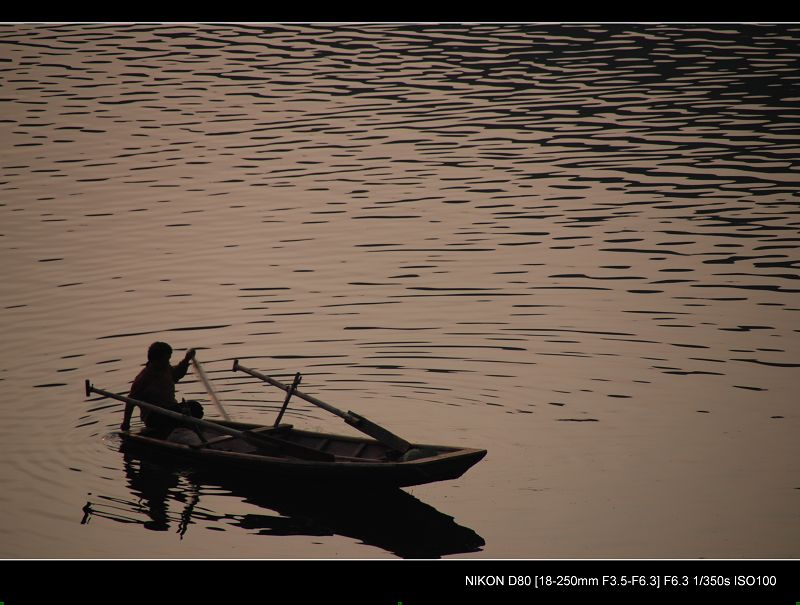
[345,412,411,454]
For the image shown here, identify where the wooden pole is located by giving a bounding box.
[233,360,346,419]
[191,356,231,421]
[275,372,301,427]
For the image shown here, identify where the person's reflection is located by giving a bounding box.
[81,453,203,539]
[122,452,178,532]
[114,451,198,537]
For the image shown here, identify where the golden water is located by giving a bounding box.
[1,23,798,558]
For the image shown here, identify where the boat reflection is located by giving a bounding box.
[82,450,485,558]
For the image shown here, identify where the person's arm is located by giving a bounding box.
[122,372,143,431]
[123,369,147,430]
[172,348,196,382]
[120,402,134,431]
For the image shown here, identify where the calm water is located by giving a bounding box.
[1,23,799,558]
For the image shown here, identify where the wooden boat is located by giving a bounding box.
[87,358,487,488]
[118,420,487,488]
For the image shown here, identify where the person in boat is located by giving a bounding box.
[120,341,204,433]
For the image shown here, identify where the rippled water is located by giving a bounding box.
[1,23,798,558]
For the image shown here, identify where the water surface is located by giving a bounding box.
[1,23,798,558]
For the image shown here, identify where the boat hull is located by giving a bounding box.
[118,421,486,488]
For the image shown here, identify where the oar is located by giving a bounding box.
[232,360,412,454]
[85,380,333,462]
[191,356,231,421]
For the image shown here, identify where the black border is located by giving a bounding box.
[1,559,799,604]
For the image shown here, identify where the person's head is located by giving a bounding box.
[147,341,172,366]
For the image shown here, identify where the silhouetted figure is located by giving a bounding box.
[120,341,203,433]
